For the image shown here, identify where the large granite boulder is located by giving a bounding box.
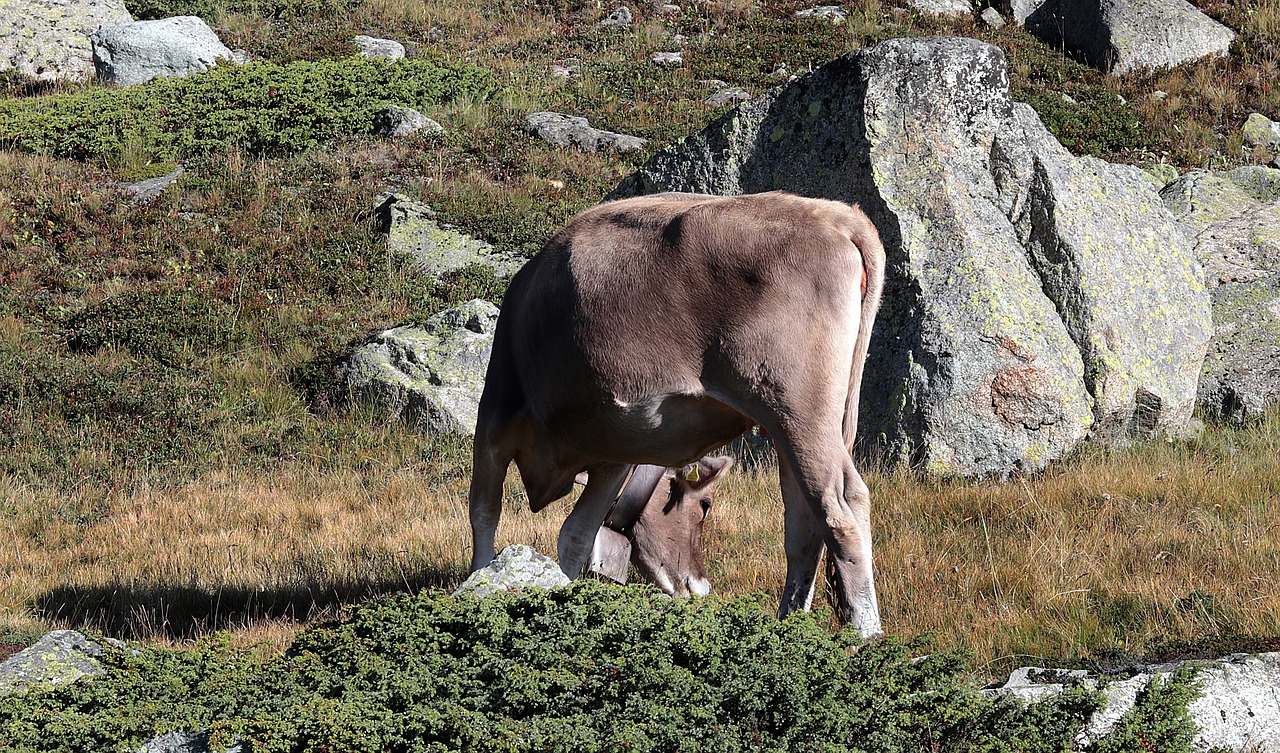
[375,193,523,281]
[330,299,499,436]
[612,36,1211,476]
[91,15,235,87]
[1022,0,1236,74]
[0,0,133,81]
[0,630,107,694]
[1162,167,1280,423]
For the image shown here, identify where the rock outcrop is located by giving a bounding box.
[525,112,647,154]
[1022,0,1235,74]
[611,36,1211,476]
[993,653,1280,752]
[1162,167,1280,422]
[0,0,133,81]
[374,193,523,280]
[330,299,499,436]
[0,630,108,694]
[91,16,235,87]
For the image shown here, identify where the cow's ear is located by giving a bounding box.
[686,456,733,489]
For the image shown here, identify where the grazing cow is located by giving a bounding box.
[585,456,733,596]
[468,191,886,638]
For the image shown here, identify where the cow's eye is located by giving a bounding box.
[700,498,712,517]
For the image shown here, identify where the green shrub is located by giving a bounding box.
[65,289,243,367]
[0,57,494,164]
[0,582,1197,752]
[126,0,361,21]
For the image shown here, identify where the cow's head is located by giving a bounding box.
[589,456,733,597]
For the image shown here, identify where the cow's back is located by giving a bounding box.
[496,191,874,463]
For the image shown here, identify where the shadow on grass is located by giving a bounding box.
[34,565,471,641]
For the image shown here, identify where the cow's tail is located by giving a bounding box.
[842,210,886,453]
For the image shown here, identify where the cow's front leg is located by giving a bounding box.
[557,463,631,579]
[468,440,511,572]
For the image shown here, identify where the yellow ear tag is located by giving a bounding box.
[685,465,700,483]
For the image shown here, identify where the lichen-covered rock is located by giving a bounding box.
[612,36,1211,475]
[331,299,498,436]
[906,0,972,15]
[1244,113,1280,150]
[1161,167,1280,288]
[991,653,1280,752]
[598,6,632,27]
[1197,278,1280,424]
[1023,0,1235,74]
[91,16,234,87]
[138,730,243,753]
[1015,104,1211,441]
[116,166,184,204]
[0,630,107,695]
[0,0,133,81]
[980,7,1007,28]
[372,106,442,139]
[793,5,847,23]
[374,193,523,281]
[525,111,647,154]
[352,34,404,60]
[453,544,571,598]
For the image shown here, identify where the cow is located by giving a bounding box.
[584,456,733,596]
[468,191,886,639]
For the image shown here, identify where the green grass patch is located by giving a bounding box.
[0,582,1203,752]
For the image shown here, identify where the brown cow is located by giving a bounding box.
[468,191,886,638]
[585,457,733,595]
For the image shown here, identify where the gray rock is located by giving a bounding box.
[525,111,647,154]
[991,653,1280,752]
[550,59,581,80]
[981,7,1007,27]
[598,6,633,27]
[1140,162,1179,189]
[138,730,243,753]
[906,0,972,15]
[612,37,1210,476]
[705,86,750,107]
[1198,278,1280,424]
[91,16,235,87]
[1010,0,1048,23]
[374,193,523,281]
[0,0,133,81]
[1023,0,1236,74]
[651,51,683,67]
[372,106,443,139]
[1244,113,1280,150]
[117,166,184,204]
[1161,167,1280,288]
[0,630,107,695]
[1015,105,1210,442]
[352,34,405,60]
[453,544,571,597]
[793,5,847,23]
[332,299,500,436]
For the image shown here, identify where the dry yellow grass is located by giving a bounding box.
[4,411,1280,668]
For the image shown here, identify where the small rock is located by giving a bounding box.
[793,5,846,23]
[454,544,571,598]
[598,6,633,27]
[906,0,971,15]
[980,7,1006,28]
[651,51,683,67]
[1151,90,1168,100]
[660,3,681,12]
[550,58,581,80]
[0,630,108,695]
[352,34,405,60]
[1140,163,1178,190]
[138,730,243,753]
[1244,113,1280,150]
[525,111,647,154]
[117,166,184,204]
[670,33,686,45]
[372,105,443,139]
[705,86,750,107]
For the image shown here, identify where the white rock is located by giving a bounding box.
[352,34,405,60]
[91,16,234,87]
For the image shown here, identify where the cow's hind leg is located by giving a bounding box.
[777,453,825,617]
[557,463,631,580]
[468,440,511,572]
[774,429,883,639]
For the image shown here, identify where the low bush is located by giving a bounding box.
[126,0,362,21]
[0,582,1201,753]
[0,57,494,165]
